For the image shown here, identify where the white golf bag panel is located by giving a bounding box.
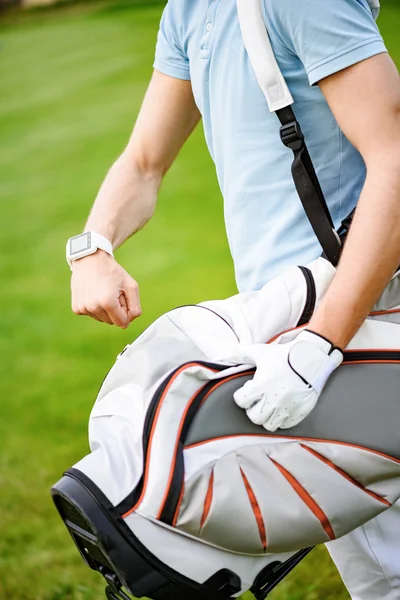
[81,258,400,561]
[60,257,400,598]
[200,258,336,345]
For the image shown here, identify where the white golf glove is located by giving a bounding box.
[233,330,343,432]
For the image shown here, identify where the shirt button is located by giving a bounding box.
[206,22,213,32]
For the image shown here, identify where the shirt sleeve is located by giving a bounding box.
[153,1,190,81]
[268,0,387,85]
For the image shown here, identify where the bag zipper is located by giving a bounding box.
[142,361,230,459]
[117,361,230,515]
[157,377,222,525]
[160,351,400,523]
[172,304,239,341]
[297,266,316,326]
[343,350,400,363]
[159,369,254,525]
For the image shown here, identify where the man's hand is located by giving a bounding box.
[70,71,200,326]
[234,331,343,431]
[71,251,141,328]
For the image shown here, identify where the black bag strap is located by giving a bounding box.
[276,106,342,267]
[237,0,343,267]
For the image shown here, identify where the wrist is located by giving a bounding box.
[308,306,350,350]
[84,224,116,247]
[307,322,348,351]
[71,248,114,271]
[66,230,114,270]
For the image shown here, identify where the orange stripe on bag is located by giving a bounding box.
[158,370,253,521]
[184,435,400,465]
[123,363,220,520]
[370,309,400,317]
[240,468,267,551]
[301,444,391,507]
[172,483,186,527]
[200,470,214,530]
[270,457,335,541]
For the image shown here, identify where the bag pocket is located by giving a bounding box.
[176,451,267,555]
[175,439,399,555]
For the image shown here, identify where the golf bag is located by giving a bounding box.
[52,1,400,598]
[52,256,400,600]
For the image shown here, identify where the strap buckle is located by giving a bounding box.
[280,120,304,151]
[99,567,131,600]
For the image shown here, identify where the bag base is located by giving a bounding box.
[51,470,310,600]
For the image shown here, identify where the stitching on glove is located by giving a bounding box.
[287,354,312,387]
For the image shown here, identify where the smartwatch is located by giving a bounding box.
[66,231,114,269]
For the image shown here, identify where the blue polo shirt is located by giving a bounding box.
[154,0,387,292]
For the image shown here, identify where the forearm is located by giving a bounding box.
[70,72,200,327]
[84,72,200,250]
[85,151,162,249]
[309,154,400,348]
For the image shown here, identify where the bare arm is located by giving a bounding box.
[71,71,201,327]
[309,53,400,347]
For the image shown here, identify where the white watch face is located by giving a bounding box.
[70,232,92,256]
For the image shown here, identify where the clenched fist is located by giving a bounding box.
[71,250,142,328]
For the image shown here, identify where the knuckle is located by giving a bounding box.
[100,295,114,310]
[129,280,139,291]
[86,303,99,315]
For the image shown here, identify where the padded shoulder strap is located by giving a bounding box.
[237,0,342,266]
[236,0,293,112]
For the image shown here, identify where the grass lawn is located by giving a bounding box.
[1,2,399,599]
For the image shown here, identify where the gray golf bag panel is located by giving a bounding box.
[176,365,400,555]
[186,363,400,459]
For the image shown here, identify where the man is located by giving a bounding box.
[69,0,400,597]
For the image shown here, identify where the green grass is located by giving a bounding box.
[1,2,399,599]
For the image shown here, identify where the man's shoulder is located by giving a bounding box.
[163,0,202,20]
[263,0,375,24]
[262,0,380,66]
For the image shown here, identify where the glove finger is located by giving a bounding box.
[233,381,264,409]
[279,412,309,430]
[246,397,276,426]
[263,407,290,432]
[279,416,303,430]
[279,395,318,430]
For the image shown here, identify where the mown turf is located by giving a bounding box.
[1,2,399,599]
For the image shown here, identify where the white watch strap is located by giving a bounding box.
[237,0,294,113]
[67,230,114,270]
[90,231,114,257]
